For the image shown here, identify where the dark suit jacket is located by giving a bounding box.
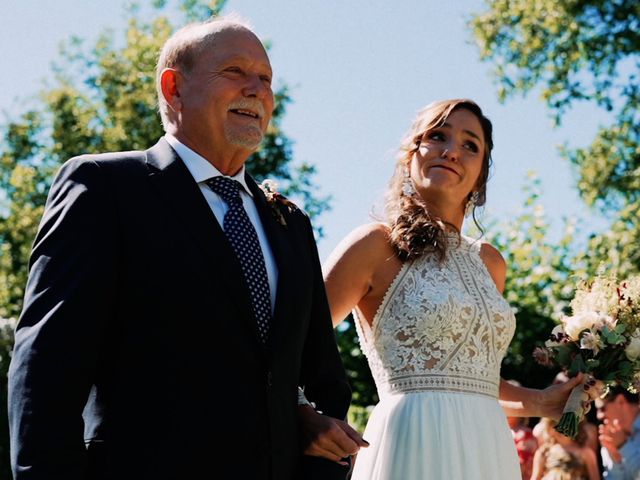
[8,139,351,479]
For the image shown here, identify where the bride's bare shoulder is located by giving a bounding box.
[325,222,395,275]
[337,222,395,259]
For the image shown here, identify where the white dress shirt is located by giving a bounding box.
[164,134,278,312]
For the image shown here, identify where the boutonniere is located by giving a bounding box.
[259,179,298,227]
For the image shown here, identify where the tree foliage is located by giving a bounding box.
[471,0,640,276]
[0,1,329,474]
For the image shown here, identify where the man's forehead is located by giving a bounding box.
[211,31,270,61]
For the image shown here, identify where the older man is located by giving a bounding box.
[9,16,362,480]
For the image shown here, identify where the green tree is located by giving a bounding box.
[471,0,640,276]
[0,1,329,474]
[483,175,581,388]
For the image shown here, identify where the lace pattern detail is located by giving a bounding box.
[355,234,515,399]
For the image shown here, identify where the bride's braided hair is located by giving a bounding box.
[385,99,494,262]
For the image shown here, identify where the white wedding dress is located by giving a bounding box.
[351,234,521,480]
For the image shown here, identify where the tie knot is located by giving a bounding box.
[206,176,243,205]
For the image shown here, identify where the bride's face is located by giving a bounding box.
[410,108,485,210]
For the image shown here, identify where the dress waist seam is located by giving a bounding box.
[379,373,500,399]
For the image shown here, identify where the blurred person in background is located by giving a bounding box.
[531,417,600,480]
[597,386,640,479]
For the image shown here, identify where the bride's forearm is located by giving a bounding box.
[498,378,543,417]
[500,374,585,420]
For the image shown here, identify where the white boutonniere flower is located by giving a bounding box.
[258,179,298,227]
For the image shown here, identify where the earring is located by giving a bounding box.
[402,167,415,197]
[464,191,479,218]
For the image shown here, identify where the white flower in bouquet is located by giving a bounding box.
[571,278,619,316]
[625,330,640,361]
[563,312,608,341]
[580,331,604,355]
[619,277,640,304]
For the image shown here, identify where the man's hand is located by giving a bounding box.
[599,418,627,463]
[298,405,369,465]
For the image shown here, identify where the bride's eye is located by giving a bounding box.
[426,131,445,142]
[464,141,479,153]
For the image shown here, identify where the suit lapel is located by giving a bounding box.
[145,139,257,338]
[245,176,295,350]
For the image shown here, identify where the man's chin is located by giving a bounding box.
[225,129,264,151]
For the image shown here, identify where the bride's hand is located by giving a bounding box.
[537,372,585,420]
[298,405,369,465]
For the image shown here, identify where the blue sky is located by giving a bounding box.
[1,0,610,260]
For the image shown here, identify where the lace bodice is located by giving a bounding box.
[354,234,515,399]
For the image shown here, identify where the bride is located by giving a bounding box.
[321,99,584,479]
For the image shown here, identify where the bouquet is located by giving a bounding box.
[533,274,640,438]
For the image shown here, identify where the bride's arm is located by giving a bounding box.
[323,222,393,327]
[499,373,584,419]
[478,242,507,294]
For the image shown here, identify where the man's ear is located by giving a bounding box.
[160,68,182,113]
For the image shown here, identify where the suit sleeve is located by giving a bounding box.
[298,214,351,417]
[8,158,118,479]
[297,214,352,479]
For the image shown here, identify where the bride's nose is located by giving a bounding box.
[440,145,459,162]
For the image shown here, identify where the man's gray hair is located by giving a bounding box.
[155,13,254,130]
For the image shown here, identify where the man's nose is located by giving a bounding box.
[242,74,270,99]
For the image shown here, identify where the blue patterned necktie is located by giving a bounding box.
[206,176,272,344]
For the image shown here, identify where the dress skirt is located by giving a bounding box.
[350,390,521,480]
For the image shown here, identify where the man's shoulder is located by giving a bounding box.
[59,141,168,180]
[51,143,168,194]
[66,148,147,169]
